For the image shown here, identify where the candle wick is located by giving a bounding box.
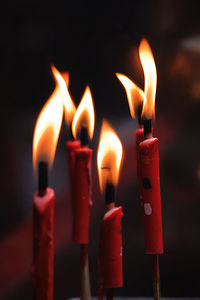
[143,119,152,139]
[80,124,89,146]
[105,182,115,205]
[38,161,48,197]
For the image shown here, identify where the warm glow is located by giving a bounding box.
[116,73,144,118]
[72,86,95,139]
[51,65,76,125]
[139,39,157,119]
[32,69,64,172]
[97,120,123,193]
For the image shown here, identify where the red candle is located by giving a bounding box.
[97,121,123,299]
[73,147,92,243]
[116,38,163,300]
[138,38,162,299]
[71,86,95,244]
[70,86,95,299]
[99,206,123,288]
[32,66,64,299]
[138,38,163,254]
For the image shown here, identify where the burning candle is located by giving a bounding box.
[138,39,163,300]
[71,86,95,243]
[116,39,163,300]
[97,120,123,300]
[32,66,64,300]
[138,39,163,255]
[71,86,95,300]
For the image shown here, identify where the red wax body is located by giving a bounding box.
[72,147,93,244]
[32,187,55,300]
[66,139,81,191]
[99,206,123,289]
[139,138,163,254]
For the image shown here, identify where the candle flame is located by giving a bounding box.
[72,86,95,139]
[97,120,123,193]
[32,67,64,172]
[116,73,144,118]
[139,39,157,120]
[51,65,76,126]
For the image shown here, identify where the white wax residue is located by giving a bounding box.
[144,203,152,215]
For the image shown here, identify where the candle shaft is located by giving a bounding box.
[98,206,123,289]
[72,147,92,243]
[32,188,55,300]
[139,137,163,254]
[38,161,48,197]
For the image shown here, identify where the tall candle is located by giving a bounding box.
[97,121,123,300]
[71,87,95,244]
[71,86,95,300]
[32,66,63,299]
[138,39,163,300]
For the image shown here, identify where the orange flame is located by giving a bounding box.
[97,120,123,193]
[32,67,64,172]
[72,86,95,139]
[116,73,144,118]
[139,39,157,119]
[51,65,76,126]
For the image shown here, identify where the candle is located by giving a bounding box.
[71,86,95,300]
[116,39,163,300]
[138,39,163,300]
[97,121,123,300]
[71,86,95,243]
[138,39,163,255]
[32,66,64,300]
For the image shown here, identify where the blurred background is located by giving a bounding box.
[1,0,200,299]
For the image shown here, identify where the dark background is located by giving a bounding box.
[1,0,200,299]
